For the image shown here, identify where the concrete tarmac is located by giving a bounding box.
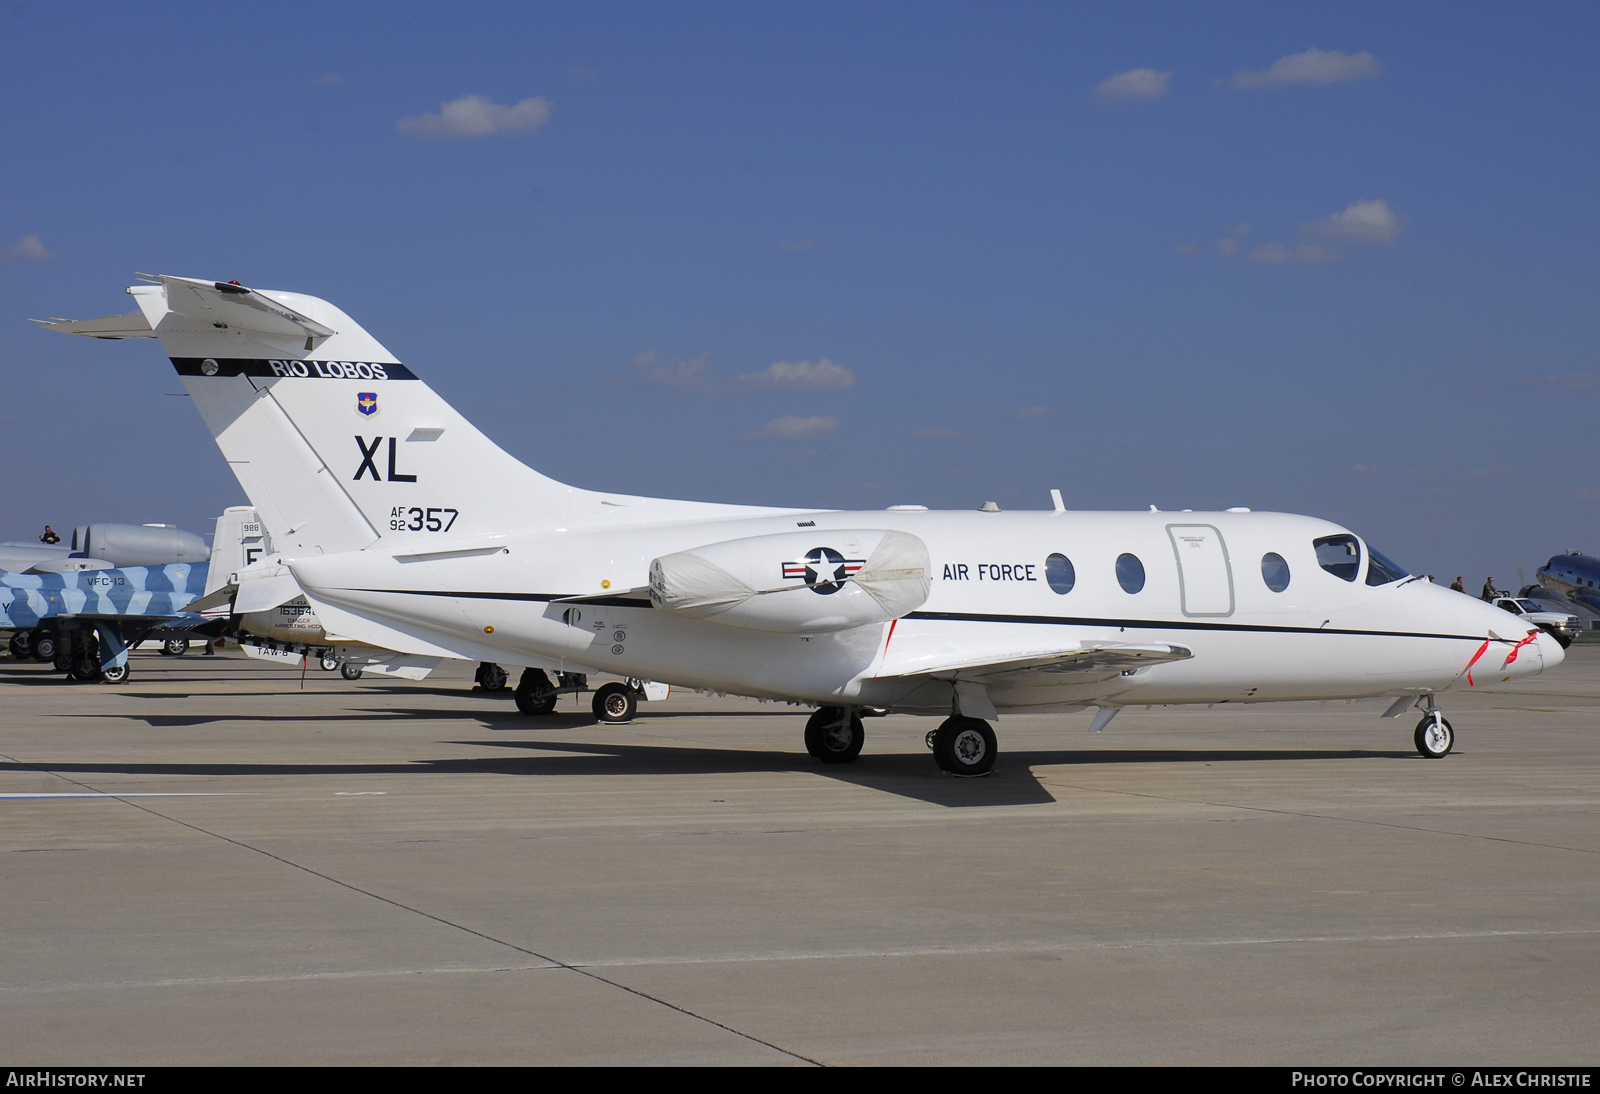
[1,648,1597,1065]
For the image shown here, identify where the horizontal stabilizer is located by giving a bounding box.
[31,312,155,339]
[233,572,304,614]
[184,585,238,614]
[143,276,337,340]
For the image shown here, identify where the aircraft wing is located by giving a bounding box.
[877,641,1192,685]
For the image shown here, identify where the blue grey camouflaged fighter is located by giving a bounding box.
[2,560,213,684]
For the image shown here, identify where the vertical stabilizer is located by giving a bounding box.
[46,276,577,553]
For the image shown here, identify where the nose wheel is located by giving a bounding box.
[1414,713,1454,758]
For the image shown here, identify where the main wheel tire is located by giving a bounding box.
[1415,714,1454,758]
[53,649,74,674]
[70,657,102,682]
[321,655,340,671]
[101,663,129,684]
[478,663,508,692]
[163,638,188,656]
[804,706,865,764]
[340,663,364,681]
[932,716,998,776]
[514,668,558,716]
[9,633,30,660]
[33,633,58,663]
[592,682,638,724]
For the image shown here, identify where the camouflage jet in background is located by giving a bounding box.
[2,559,214,682]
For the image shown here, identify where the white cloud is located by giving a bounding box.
[396,94,553,139]
[746,415,840,440]
[1231,47,1381,90]
[1094,68,1171,103]
[734,359,855,391]
[2,234,51,263]
[627,350,715,392]
[1247,242,1340,265]
[1306,199,1404,244]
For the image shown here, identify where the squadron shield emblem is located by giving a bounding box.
[356,392,379,417]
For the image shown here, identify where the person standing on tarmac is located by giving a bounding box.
[39,525,60,545]
[1450,577,1466,593]
[1482,577,1497,601]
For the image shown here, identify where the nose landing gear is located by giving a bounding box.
[1415,712,1454,758]
[1412,695,1454,758]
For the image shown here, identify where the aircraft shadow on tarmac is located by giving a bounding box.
[4,722,1415,808]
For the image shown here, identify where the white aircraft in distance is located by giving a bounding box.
[42,275,1564,774]
[191,506,446,682]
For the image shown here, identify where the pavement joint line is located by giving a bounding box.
[1044,780,1600,856]
[9,927,1599,996]
[0,749,825,1068]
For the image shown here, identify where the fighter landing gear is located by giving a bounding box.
[804,706,865,763]
[928,716,998,776]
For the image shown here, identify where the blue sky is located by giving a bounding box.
[3,2,1596,588]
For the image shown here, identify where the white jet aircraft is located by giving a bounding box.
[42,275,1564,774]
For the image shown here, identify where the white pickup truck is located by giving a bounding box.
[1492,597,1581,648]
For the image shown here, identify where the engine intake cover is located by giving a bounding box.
[649,529,930,633]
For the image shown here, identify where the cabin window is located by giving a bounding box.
[1313,535,1361,582]
[1045,553,1076,595]
[1116,553,1145,594]
[1365,545,1410,586]
[1261,552,1290,592]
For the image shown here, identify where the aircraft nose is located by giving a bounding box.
[1496,627,1554,681]
[1535,629,1565,673]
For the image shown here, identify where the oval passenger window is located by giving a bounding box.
[1261,552,1290,593]
[1116,553,1145,594]
[1045,553,1075,595]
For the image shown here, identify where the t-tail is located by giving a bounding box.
[41,275,766,558]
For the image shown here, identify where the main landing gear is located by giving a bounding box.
[804,706,865,763]
[927,716,998,776]
[513,669,653,724]
[801,706,1000,775]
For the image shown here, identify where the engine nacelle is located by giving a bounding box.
[71,523,209,567]
[649,528,930,633]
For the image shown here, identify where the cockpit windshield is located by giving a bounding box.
[1314,534,1361,581]
[1364,545,1411,586]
